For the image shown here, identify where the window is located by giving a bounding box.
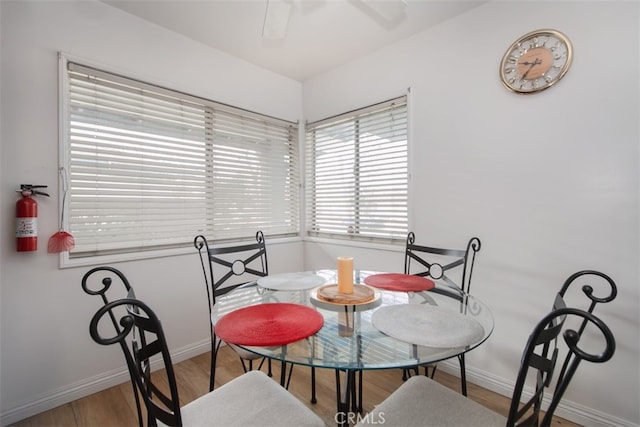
[62,59,299,260]
[305,96,408,243]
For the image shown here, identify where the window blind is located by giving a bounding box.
[305,96,408,242]
[65,61,299,258]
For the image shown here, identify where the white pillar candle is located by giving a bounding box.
[337,256,354,294]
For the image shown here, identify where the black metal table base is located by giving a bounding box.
[334,369,363,426]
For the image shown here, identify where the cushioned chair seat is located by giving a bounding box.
[357,375,506,427]
[166,370,325,426]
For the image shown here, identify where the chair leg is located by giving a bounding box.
[129,378,144,427]
[402,366,419,381]
[209,353,215,392]
[210,339,222,392]
[459,354,467,396]
[257,357,266,371]
[311,367,317,403]
[425,364,437,378]
[284,362,295,389]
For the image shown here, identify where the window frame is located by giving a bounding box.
[304,95,409,245]
[58,54,301,267]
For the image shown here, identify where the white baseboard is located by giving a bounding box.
[436,360,635,427]
[0,339,210,426]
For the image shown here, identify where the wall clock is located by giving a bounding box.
[500,29,573,94]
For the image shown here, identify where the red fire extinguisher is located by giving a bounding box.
[16,184,49,252]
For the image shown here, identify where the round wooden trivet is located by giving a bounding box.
[316,284,375,304]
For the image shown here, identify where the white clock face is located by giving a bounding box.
[500,29,573,94]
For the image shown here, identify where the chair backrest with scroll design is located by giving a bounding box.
[404,231,481,296]
[89,294,183,426]
[81,266,134,312]
[556,269,617,335]
[81,267,144,427]
[507,305,616,426]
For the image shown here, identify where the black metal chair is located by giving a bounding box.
[194,232,319,402]
[88,292,325,427]
[194,231,272,392]
[357,304,616,426]
[403,231,482,396]
[81,266,144,427]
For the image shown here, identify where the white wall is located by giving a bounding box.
[303,2,639,426]
[1,1,638,426]
[0,1,305,424]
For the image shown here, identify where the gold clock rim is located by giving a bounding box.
[499,28,573,94]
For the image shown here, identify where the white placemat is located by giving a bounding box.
[257,272,326,291]
[371,304,484,348]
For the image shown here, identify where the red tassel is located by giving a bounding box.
[47,231,75,253]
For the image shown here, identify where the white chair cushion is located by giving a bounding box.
[179,370,325,426]
[357,375,506,427]
[228,342,265,360]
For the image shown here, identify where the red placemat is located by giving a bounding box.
[215,303,324,346]
[364,273,435,292]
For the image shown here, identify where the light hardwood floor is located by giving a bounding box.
[12,345,580,426]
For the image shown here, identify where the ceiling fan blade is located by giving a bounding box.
[262,0,292,39]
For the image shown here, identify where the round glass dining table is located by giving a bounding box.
[212,270,494,426]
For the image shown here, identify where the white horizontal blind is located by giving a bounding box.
[65,62,299,258]
[305,96,408,242]
[209,109,299,239]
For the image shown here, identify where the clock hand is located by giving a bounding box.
[521,57,542,80]
[521,63,536,80]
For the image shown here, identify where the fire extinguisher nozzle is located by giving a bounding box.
[17,185,49,197]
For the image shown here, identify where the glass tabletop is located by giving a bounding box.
[212,270,494,371]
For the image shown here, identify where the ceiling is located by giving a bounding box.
[101,0,486,82]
